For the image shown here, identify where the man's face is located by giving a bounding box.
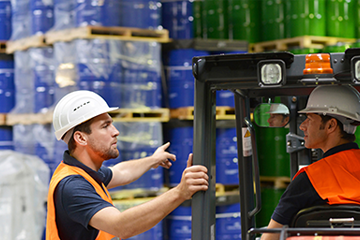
[86,113,120,160]
[299,113,327,149]
[267,114,288,127]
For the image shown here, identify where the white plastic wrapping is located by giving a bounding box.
[12,47,55,114]
[0,150,50,240]
[53,39,163,109]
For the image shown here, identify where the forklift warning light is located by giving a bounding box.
[303,53,333,75]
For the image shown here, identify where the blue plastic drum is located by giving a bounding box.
[216,128,239,185]
[0,57,14,113]
[165,49,208,108]
[165,126,193,186]
[120,0,162,29]
[75,0,121,27]
[167,205,192,239]
[0,126,13,150]
[162,0,194,39]
[216,203,241,240]
[0,1,12,40]
[30,0,54,35]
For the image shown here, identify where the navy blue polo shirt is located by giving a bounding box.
[271,142,360,226]
[53,151,114,240]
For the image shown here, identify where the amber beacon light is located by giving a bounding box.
[303,53,333,75]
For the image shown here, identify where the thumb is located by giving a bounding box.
[187,153,193,168]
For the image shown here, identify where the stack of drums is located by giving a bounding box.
[75,38,122,107]
[121,41,162,109]
[216,127,239,185]
[31,47,55,113]
[30,0,54,35]
[161,0,202,39]
[254,118,289,227]
[165,48,208,109]
[0,56,14,151]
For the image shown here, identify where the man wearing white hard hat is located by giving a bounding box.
[266,103,290,127]
[262,85,360,240]
[46,90,208,240]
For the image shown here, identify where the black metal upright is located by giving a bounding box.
[192,59,217,240]
[234,92,256,240]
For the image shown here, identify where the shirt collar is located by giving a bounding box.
[323,142,359,158]
[63,150,106,186]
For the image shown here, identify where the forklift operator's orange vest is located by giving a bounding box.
[46,162,118,240]
[294,149,360,205]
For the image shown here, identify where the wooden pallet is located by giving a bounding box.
[110,108,170,122]
[260,176,291,189]
[6,111,53,125]
[249,36,356,53]
[170,106,235,120]
[6,35,47,54]
[110,187,168,200]
[0,114,6,125]
[0,41,7,53]
[45,26,170,44]
[216,183,239,197]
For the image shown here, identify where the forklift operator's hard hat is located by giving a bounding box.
[298,85,360,134]
[53,90,118,142]
[266,103,289,115]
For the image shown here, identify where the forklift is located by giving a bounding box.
[191,49,360,239]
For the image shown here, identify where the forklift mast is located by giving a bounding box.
[191,49,360,240]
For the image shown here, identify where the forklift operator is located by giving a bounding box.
[261,85,360,240]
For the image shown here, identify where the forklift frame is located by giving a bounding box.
[191,49,360,240]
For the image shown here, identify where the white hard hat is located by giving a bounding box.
[53,90,118,141]
[298,85,360,134]
[266,103,289,115]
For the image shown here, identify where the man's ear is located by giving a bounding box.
[73,131,87,146]
[327,118,338,133]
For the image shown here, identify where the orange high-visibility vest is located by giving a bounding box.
[293,149,360,205]
[46,162,118,240]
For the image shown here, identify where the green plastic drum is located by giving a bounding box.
[193,0,203,39]
[228,0,261,43]
[255,126,290,177]
[285,0,326,38]
[261,0,286,41]
[326,0,356,38]
[202,0,228,39]
[256,187,286,228]
[322,42,352,53]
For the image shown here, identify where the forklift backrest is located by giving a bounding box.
[291,204,360,228]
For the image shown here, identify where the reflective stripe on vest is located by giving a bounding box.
[294,149,360,205]
[46,162,119,240]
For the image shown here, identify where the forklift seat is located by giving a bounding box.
[290,204,360,228]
